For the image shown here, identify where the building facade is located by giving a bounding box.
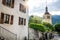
[0,0,28,40]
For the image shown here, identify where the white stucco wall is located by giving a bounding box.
[0,0,28,40]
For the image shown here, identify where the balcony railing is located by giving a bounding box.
[0,26,17,40]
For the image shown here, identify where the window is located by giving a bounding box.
[19,17,23,25]
[2,0,14,8]
[19,4,26,13]
[6,0,11,6]
[0,12,14,25]
[23,0,28,1]
[23,0,25,1]
[4,14,10,24]
[47,16,50,19]
[19,17,26,25]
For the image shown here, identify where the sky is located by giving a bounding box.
[27,0,60,17]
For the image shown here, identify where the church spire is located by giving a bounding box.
[45,0,48,12]
[44,0,50,14]
[46,6,48,12]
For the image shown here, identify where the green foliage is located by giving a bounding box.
[29,23,47,32]
[43,22,53,31]
[54,23,60,32]
[29,15,54,32]
[29,15,42,24]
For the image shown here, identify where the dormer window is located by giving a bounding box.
[2,0,14,8]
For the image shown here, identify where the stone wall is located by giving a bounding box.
[29,28,42,40]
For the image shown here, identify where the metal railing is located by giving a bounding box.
[0,26,17,40]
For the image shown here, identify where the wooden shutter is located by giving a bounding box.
[2,0,6,5]
[10,15,14,25]
[11,0,14,8]
[20,4,21,11]
[0,13,1,24]
[1,13,4,24]
[24,19,26,25]
[19,17,20,25]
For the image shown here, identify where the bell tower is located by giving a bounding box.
[43,0,52,24]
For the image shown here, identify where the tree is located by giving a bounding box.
[29,15,42,24]
[54,23,60,32]
[29,23,48,32]
[43,22,53,31]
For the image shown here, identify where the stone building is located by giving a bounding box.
[43,6,52,24]
[0,0,28,40]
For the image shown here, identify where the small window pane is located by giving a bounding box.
[24,19,26,25]
[4,14,10,24]
[6,0,11,6]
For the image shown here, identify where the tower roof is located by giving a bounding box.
[44,6,50,15]
[46,6,48,12]
[44,0,50,15]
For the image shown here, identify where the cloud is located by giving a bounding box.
[27,0,60,17]
[27,0,59,14]
[29,11,60,17]
[29,12,44,17]
[27,0,58,10]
